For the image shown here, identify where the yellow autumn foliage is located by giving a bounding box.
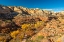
[21,21,44,30]
[10,30,20,38]
[22,24,30,29]
[35,21,43,28]
[19,33,24,39]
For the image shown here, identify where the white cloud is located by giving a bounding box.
[43,9,53,10]
[43,8,64,12]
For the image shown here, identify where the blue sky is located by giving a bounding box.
[0,0,64,12]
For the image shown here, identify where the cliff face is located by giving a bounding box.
[0,5,64,42]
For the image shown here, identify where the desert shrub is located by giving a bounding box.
[25,29,35,37]
[4,20,11,23]
[10,30,20,38]
[21,21,44,38]
[0,21,3,25]
[21,21,44,29]
[21,24,30,29]
[37,35,44,39]
[28,36,44,42]
[35,21,44,28]
[19,34,24,39]
[0,37,4,41]
[56,37,62,42]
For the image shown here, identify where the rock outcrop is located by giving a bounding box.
[0,5,64,42]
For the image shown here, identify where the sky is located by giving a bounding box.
[0,0,64,12]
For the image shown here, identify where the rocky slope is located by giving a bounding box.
[0,5,64,42]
